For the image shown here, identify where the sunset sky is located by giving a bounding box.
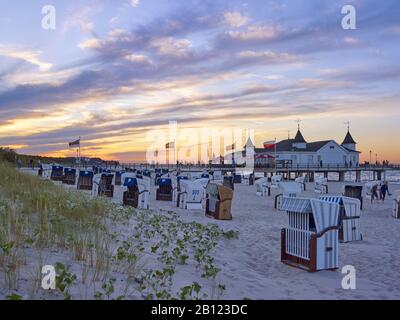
[0,0,399,163]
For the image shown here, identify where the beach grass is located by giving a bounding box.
[0,161,233,300]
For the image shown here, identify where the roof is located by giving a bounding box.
[293,129,306,143]
[254,140,332,153]
[342,131,357,145]
[244,137,255,148]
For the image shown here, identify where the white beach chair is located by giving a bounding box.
[41,164,53,179]
[271,175,283,188]
[281,197,340,272]
[255,177,269,196]
[295,176,306,191]
[92,173,114,197]
[118,176,150,209]
[393,193,400,219]
[275,181,302,209]
[177,179,204,210]
[315,177,328,194]
[320,196,362,242]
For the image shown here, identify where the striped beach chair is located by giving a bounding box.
[281,197,340,272]
[393,195,400,219]
[320,196,362,243]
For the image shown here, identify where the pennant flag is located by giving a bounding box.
[256,153,275,159]
[154,149,159,157]
[166,141,175,149]
[263,140,276,150]
[69,138,80,148]
[226,143,235,151]
[186,149,191,157]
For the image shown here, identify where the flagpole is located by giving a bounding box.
[274,137,277,174]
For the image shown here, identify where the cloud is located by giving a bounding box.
[226,24,281,41]
[131,0,140,7]
[223,12,248,28]
[0,45,52,71]
[150,37,192,56]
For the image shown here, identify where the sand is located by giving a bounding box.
[148,181,400,299]
[3,169,400,300]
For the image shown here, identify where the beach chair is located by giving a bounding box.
[122,177,150,209]
[62,168,77,185]
[393,194,400,219]
[50,166,64,181]
[343,185,363,210]
[275,181,302,209]
[156,178,173,201]
[212,170,223,181]
[205,183,233,220]
[77,171,94,190]
[255,177,270,196]
[93,173,114,197]
[320,196,362,242]
[233,174,242,184]
[223,176,234,190]
[281,197,340,272]
[155,173,163,186]
[201,173,210,179]
[161,169,169,175]
[143,170,151,178]
[315,177,328,194]
[113,171,125,186]
[177,179,204,210]
[248,173,255,186]
[295,176,306,191]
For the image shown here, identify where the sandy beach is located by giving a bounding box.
[147,181,400,299]
[1,167,400,300]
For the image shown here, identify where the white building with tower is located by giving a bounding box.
[226,126,361,168]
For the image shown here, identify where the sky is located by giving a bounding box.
[0,0,399,163]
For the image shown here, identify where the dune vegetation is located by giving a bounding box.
[0,161,237,300]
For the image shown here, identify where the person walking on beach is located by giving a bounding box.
[371,184,379,204]
[380,182,391,203]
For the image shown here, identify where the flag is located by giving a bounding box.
[225,143,235,151]
[154,149,159,157]
[69,138,80,148]
[166,141,175,149]
[256,153,275,159]
[263,140,276,150]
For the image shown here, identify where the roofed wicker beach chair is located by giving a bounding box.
[233,173,242,184]
[177,179,204,210]
[275,181,302,209]
[280,197,340,272]
[122,176,150,209]
[393,193,400,219]
[343,184,363,210]
[255,177,269,196]
[315,176,328,194]
[156,178,173,201]
[205,183,233,220]
[113,171,125,186]
[62,168,77,185]
[223,176,234,190]
[320,196,362,242]
[77,170,94,190]
[295,176,306,191]
[50,165,64,181]
[93,173,114,197]
[155,173,163,186]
